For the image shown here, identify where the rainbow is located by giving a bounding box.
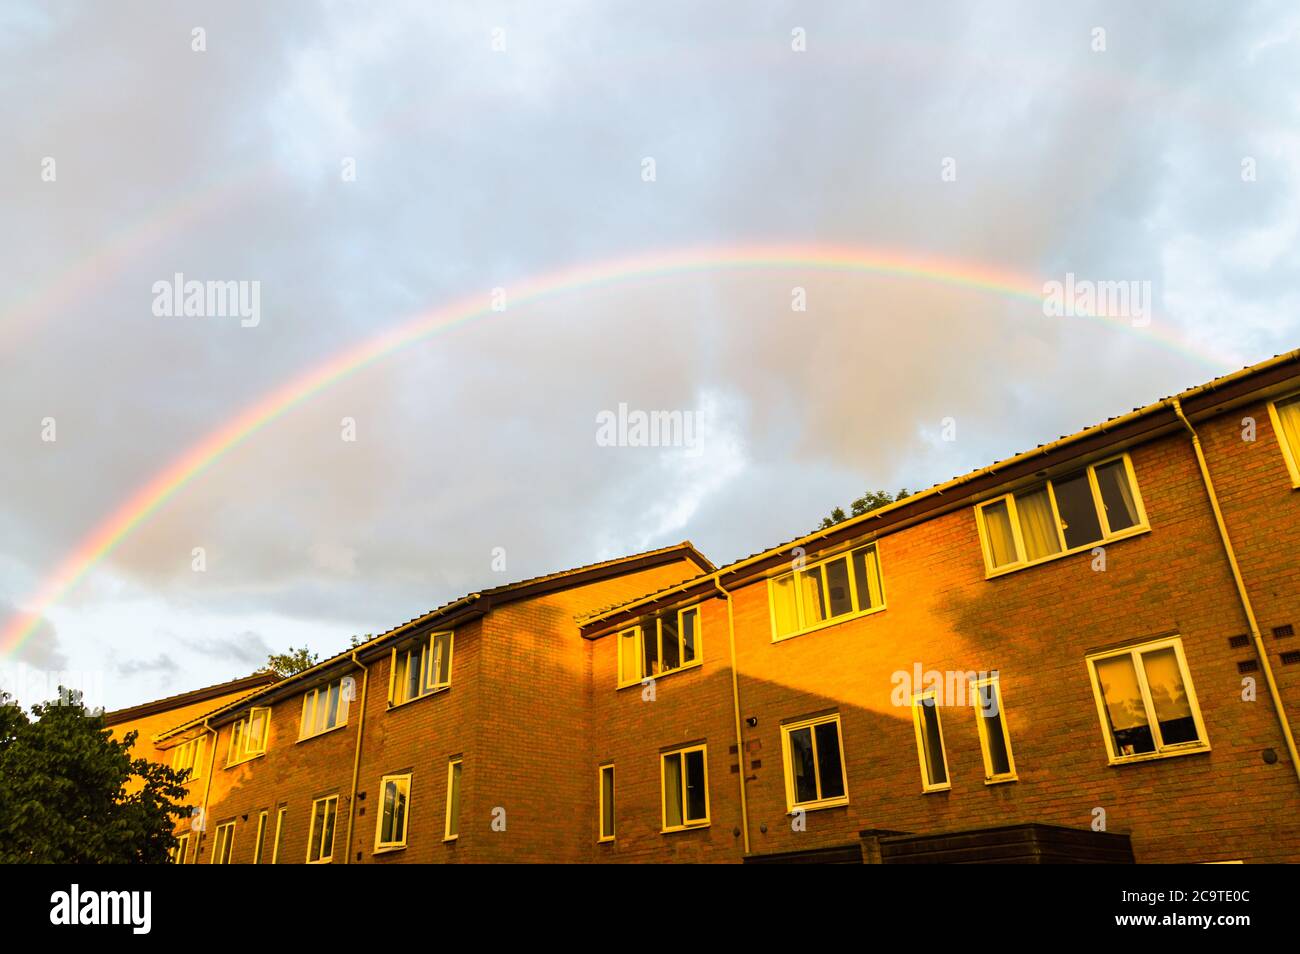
[0,243,1235,657]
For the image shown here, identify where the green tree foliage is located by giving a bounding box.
[261,645,319,677]
[819,488,911,529]
[0,689,189,863]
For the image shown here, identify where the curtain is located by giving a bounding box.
[1016,488,1061,560]
[982,500,1017,567]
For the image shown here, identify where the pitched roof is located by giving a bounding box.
[579,347,1300,630]
[102,671,278,727]
[152,541,712,740]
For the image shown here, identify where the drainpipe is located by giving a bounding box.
[196,718,218,864]
[343,652,370,865]
[1172,398,1300,791]
[711,578,751,856]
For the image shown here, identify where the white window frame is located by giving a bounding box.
[972,676,1017,784]
[444,758,462,842]
[374,773,412,852]
[226,706,270,766]
[911,690,951,793]
[388,631,454,707]
[1267,394,1300,488]
[171,735,206,782]
[598,764,615,843]
[766,542,886,643]
[172,832,190,865]
[299,678,350,740]
[306,795,338,864]
[974,452,1148,577]
[251,810,268,864]
[271,806,287,864]
[660,744,710,833]
[211,821,235,864]
[780,713,850,812]
[615,605,703,688]
[1085,636,1210,765]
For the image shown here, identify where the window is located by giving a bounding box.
[617,605,702,686]
[171,833,190,864]
[781,714,849,810]
[973,677,1016,783]
[768,543,885,641]
[252,810,268,864]
[271,807,287,864]
[211,821,235,864]
[375,774,411,851]
[1269,394,1300,486]
[1086,637,1209,763]
[911,691,950,792]
[390,631,453,706]
[171,735,206,782]
[444,759,462,841]
[975,454,1146,574]
[598,764,615,842]
[226,707,270,765]
[660,744,709,831]
[307,795,338,863]
[300,678,349,740]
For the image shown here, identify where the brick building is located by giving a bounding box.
[110,351,1300,863]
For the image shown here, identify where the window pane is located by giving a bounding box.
[1095,460,1139,533]
[824,557,853,618]
[1053,470,1103,549]
[393,653,409,704]
[978,683,1012,776]
[1015,487,1062,560]
[381,781,397,842]
[447,764,461,837]
[309,803,324,860]
[660,613,680,671]
[982,500,1018,567]
[851,547,883,609]
[431,633,451,687]
[813,721,845,799]
[663,754,684,827]
[681,609,698,663]
[771,575,799,637]
[619,629,640,683]
[600,768,614,838]
[1095,655,1156,756]
[642,620,660,676]
[918,698,947,785]
[321,801,335,859]
[1141,648,1198,746]
[798,568,827,626]
[684,749,707,822]
[326,683,340,730]
[788,727,818,804]
[1277,397,1300,467]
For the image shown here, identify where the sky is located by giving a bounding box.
[2,1,1298,711]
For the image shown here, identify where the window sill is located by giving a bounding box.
[616,659,702,691]
[373,844,407,855]
[224,752,266,770]
[788,796,849,813]
[771,603,886,644]
[443,834,459,843]
[1106,742,1210,766]
[597,835,615,844]
[297,722,349,744]
[984,525,1151,579]
[387,684,451,711]
[661,821,710,835]
[984,775,1018,786]
[306,857,333,865]
[920,783,951,795]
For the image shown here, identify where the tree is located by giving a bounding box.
[261,645,319,677]
[819,488,911,529]
[0,689,189,863]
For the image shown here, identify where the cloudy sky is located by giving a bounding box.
[2,1,1298,710]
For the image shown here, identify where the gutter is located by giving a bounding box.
[342,651,370,865]
[711,579,751,856]
[1171,398,1300,793]
[194,718,218,864]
